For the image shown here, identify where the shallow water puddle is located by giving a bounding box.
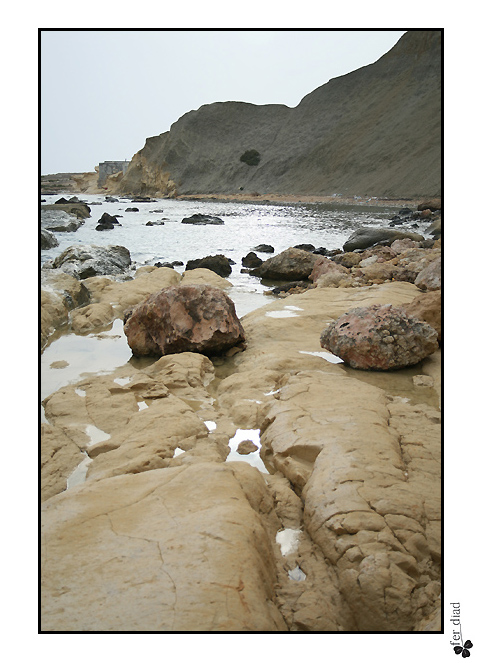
[276,528,301,556]
[265,305,303,319]
[226,428,268,474]
[41,318,132,401]
[113,376,132,387]
[299,350,344,363]
[84,424,110,446]
[66,453,92,489]
[288,566,306,582]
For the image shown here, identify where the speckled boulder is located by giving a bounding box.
[320,304,438,370]
[124,284,246,357]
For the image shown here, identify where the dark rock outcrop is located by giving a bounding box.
[181,214,224,225]
[40,229,59,249]
[241,252,263,268]
[252,244,274,253]
[320,304,438,370]
[185,255,232,277]
[343,227,425,252]
[96,212,120,231]
[124,284,246,357]
[119,31,441,199]
[41,209,86,233]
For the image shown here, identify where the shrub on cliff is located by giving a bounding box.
[240,149,261,166]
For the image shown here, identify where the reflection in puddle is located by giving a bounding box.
[299,350,344,363]
[276,528,301,556]
[226,429,268,474]
[266,310,298,318]
[67,453,92,489]
[41,318,132,401]
[84,424,110,446]
[288,566,306,582]
[114,376,132,386]
[266,305,304,318]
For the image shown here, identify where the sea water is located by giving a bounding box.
[41,195,430,400]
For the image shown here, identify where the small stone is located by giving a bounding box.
[236,440,258,455]
[50,360,69,369]
[412,375,434,387]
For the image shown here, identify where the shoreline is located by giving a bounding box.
[174,192,430,208]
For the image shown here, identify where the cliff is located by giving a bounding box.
[119,30,441,199]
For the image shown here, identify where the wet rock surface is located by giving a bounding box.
[181,213,224,225]
[319,304,438,370]
[185,254,232,277]
[41,281,440,632]
[343,227,425,252]
[50,244,132,280]
[124,284,246,357]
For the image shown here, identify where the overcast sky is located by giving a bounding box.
[40,29,406,175]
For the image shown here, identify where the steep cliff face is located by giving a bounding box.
[119,30,441,199]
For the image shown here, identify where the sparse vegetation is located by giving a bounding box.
[240,149,261,166]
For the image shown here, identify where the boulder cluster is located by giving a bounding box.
[41,201,441,632]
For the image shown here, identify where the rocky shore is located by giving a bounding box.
[41,201,441,632]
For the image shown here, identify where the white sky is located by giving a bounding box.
[40,29,406,174]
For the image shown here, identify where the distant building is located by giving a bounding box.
[98,160,130,187]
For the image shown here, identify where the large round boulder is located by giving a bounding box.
[320,304,438,370]
[124,284,246,357]
[343,227,424,252]
[255,247,319,280]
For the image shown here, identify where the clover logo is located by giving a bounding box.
[454,640,473,658]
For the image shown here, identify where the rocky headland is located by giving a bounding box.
[115,31,440,200]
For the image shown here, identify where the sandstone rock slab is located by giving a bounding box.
[41,463,287,631]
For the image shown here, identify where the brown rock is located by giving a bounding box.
[320,304,438,370]
[414,256,441,291]
[256,247,319,280]
[332,252,362,268]
[124,284,245,357]
[309,255,349,283]
[417,199,441,212]
[237,440,259,455]
[402,290,441,341]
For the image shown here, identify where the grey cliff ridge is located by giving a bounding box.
[119,31,441,199]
